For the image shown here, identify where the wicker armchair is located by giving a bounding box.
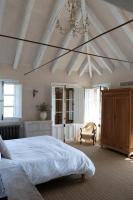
[80,122,97,145]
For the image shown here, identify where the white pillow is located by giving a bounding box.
[0,135,11,159]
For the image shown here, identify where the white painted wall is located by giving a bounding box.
[0,64,90,121]
[91,67,133,88]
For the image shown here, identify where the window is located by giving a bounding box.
[52,86,74,125]
[0,81,22,120]
[3,84,15,118]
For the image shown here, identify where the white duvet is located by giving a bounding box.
[5,136,95,185]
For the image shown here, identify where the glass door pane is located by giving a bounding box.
[56,100,62,112]
[65,88,74,124]
[55,113,63,124]
[55,88,63,99]
[55,87,63,124]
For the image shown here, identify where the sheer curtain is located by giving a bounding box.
[84,88,101,141]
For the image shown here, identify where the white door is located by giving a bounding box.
[51,85,84,142]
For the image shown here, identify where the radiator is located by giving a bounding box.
[0,125,20,140]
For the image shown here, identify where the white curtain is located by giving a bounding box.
[84,88,101,141]
[74,88,85,124]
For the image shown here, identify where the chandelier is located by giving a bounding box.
[56,0,90,37]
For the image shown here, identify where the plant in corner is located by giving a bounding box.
[36,102,49,120]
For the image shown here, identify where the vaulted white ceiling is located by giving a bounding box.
[0,0,133,78]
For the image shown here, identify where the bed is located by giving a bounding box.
[4,135,95,185]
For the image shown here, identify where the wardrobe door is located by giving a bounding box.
[115,95,130,151]
[101,94,115,146]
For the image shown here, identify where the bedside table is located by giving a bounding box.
[0,174,8,200]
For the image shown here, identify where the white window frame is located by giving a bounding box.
[3,83,15,118]
[0,80,22,121]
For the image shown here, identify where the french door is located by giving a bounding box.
[53,86,74,125]
[51,85,84,142]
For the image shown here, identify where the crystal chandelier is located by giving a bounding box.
[56,0,90,37]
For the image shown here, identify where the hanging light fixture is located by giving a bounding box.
[56,0,92,77]
[56,0,90,37]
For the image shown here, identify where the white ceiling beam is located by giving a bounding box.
[13,0,35,69]
[0,0,6,32]
[67,31,113,76]
[89,30,114,73]
[87,4,130,69]
[78,58,89,77]
[109,6,133,44]
[51,11,82,73]
[67,43,104,76]
[79,57,103,77]
[91,58,103,75]
[85,33,92,78]
[67,0,114,77]
[33,0,65,69]
[52,0,114,76]
[81,0,92,78]
[91,44,114,73]
[50,31,72,73]
[67,46,84,76]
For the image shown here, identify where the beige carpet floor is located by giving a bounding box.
[37,144,133,200]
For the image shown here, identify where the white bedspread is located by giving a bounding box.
[5,136,95,185]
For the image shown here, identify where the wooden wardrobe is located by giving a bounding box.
[101,88,133,157]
